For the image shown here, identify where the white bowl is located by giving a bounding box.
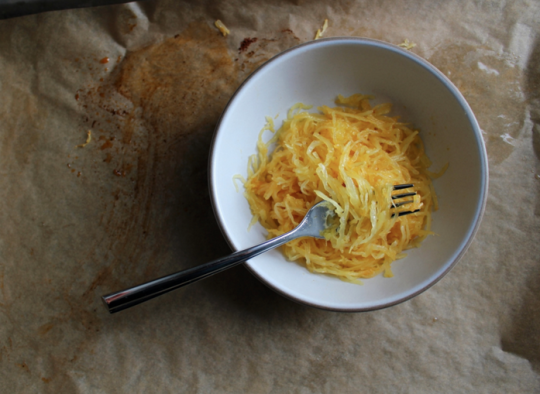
[209,37,488,311]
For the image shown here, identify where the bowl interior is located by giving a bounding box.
[210,38,487,311]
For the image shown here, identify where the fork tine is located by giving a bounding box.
[392,200,414,208]
[393,183,414,190]
[391,192,416,200]
[391,183,419,217]
[395,209,420,217]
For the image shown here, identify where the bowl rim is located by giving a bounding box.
[208,36,489,312]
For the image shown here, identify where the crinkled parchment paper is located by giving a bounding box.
[0,0,539,392]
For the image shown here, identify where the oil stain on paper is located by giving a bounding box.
[35,21,304,384]
[428,43,527,164]
[74,22,301,301]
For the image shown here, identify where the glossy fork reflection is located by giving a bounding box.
[102,184,418,313]
[102,200,333,313]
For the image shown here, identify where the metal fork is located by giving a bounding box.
[102,184,418,313]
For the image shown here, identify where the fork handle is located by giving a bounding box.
[102,228,300,313]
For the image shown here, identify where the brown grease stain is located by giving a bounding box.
[100,139,113,150]
[53,24,306,387]
[114,22,239,142]
[235,29,300,81]
[112,168,124,177]
[75,21,242,306]
[239,37,258,52]
[17,362,30,373]
[428,43,525,164]
[38,323,54,337]
[72,23,304,305]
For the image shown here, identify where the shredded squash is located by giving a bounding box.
[398,39,417,50]
[314,19,329,40]
[214,20,230,37]
[76,130,92,148]
[243,94,440,282]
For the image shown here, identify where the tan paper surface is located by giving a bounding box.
[0,0,539,392]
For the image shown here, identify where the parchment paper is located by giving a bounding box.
[0,0,539,392]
